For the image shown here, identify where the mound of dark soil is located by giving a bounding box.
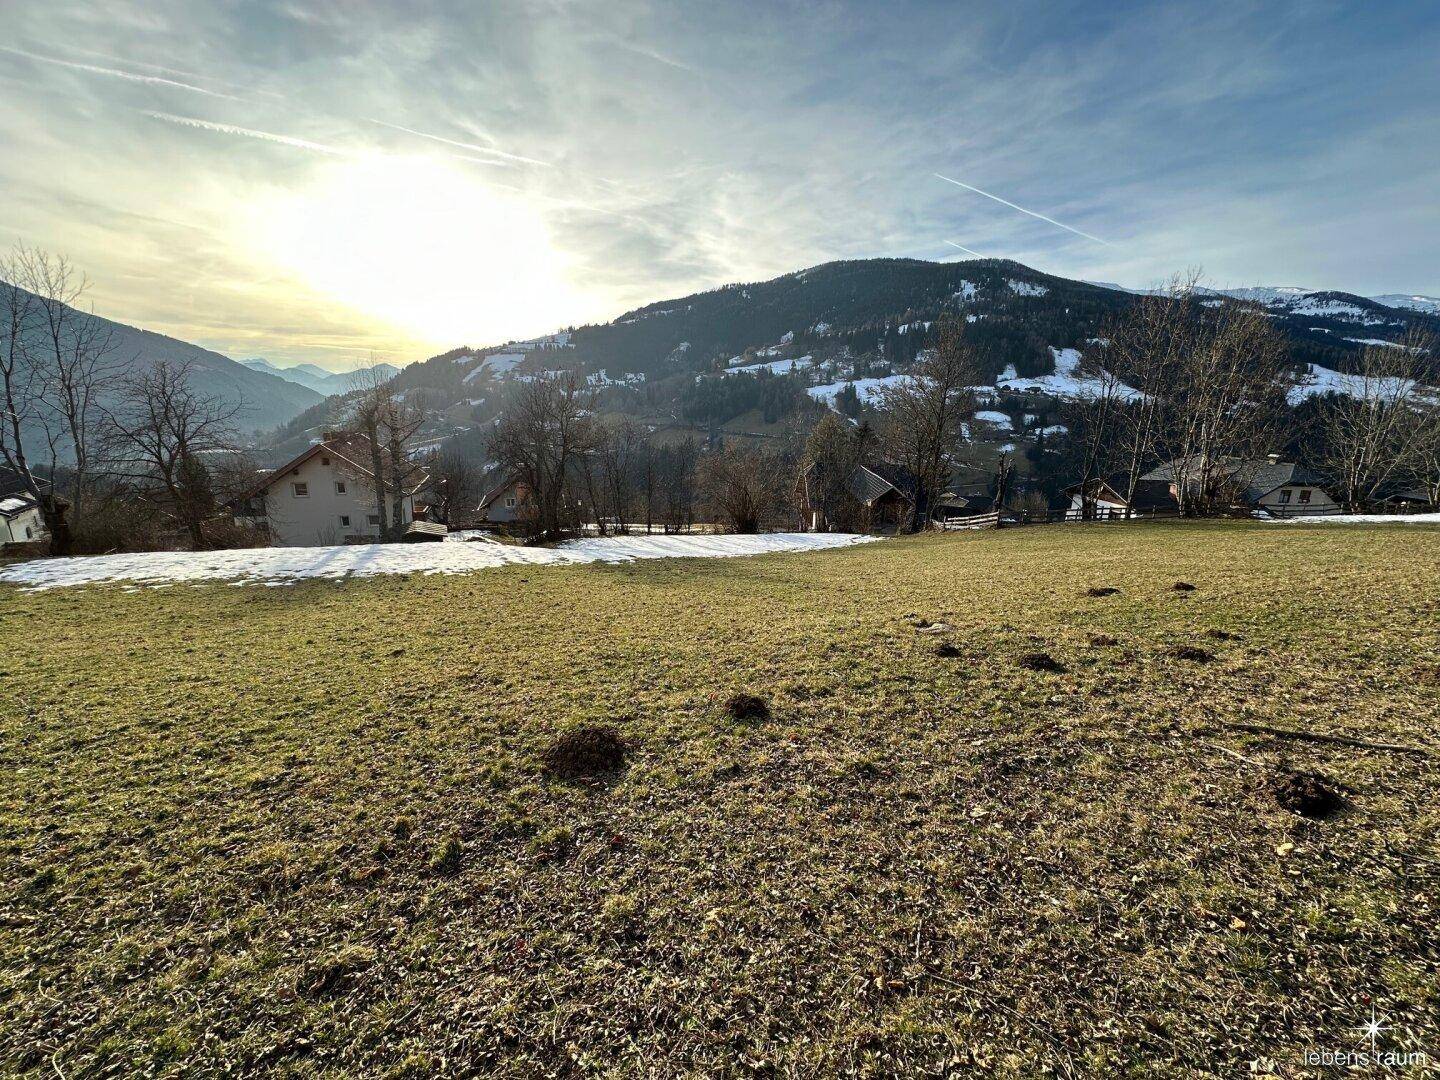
[933,642,961,658]
[1018,652,1066,674]
[1166,646,1215,662]
[724,693,771,722]
[1088,634,1119,647]
[1085,587,1120,598]
[1173,581,1197,592]
[542,724,629,778]
[1205,629,1243,641]
[1271,771,1348,820]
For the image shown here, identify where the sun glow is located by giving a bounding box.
[252,155,587,349]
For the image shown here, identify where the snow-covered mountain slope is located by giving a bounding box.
[1370,294,1440,315]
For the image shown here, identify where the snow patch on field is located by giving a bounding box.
[0,533,879,591]
[1258,513,1440,526]
[997,348,1144,401]
[726,355,813,376]
[973,409,1013,430]
[807,375,910,406]
[1285,363,1426,405]
[1007,279,1048,297]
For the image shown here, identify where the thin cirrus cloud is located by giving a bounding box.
[366,119,554,169]
[143,111,352,156]
[0,44,241,101]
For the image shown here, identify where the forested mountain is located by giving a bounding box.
[254,258,1439,465]
[2,282,323,461]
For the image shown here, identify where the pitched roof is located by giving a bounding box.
[244,433,429,500]
[848,463,919,506]
[476,474,522,511]
[1141,457,1332,504]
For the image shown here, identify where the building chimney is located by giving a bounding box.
[1266,452,1281,465]
[321,429,344,443]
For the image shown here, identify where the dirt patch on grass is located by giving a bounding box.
[723,693,771,722]
[1084,587,1120,597]
[1270,771,1348,820]
[933,642,961,658]
[1173,581,1197,592]
[1017,652,1066,674]
[1166,646,1215,662]
[542,725,629,779]
[1205,629,1243,641]
[1088,634,1119,647]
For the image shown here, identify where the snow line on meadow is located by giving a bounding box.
[0,532,878,591]
[1256,512,1440,526]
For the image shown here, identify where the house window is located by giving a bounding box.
[24,526,33,539]
[339,515,351,528]
[335,481,347,494]
[367,514,380,526]
[1278,489,1292,504]
[1298,489,1312,504]
[321,456,330,466]
[292,482,309,497]
[505,496,516,508]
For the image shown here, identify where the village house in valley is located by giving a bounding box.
[234,432,430,546]
[1143,456,1341,516]
[0,470,51,549]
[474,475,533,525]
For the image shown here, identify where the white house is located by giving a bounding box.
[235,432,430,547]
[0,492,46,546]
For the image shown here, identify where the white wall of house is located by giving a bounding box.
[258,454,415,546]
[1257,485,1340,515]
[0,504,46,544]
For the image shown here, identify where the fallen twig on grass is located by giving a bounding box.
[1221,722,1434,758]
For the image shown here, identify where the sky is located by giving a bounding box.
[2,0,1437,370]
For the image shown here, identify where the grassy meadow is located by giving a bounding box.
[2,521,1438,1077]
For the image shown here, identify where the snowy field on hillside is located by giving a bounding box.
[0,533,877,591]
[1258,512,1440,526]
[1285,362,1436,405]
[996,348,1144,401]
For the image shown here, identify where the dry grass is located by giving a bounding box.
[1,520,1438,1077]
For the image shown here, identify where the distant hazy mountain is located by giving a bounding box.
[1369,293,1440,315]
[241,358,399,397]
[0,282,322,461]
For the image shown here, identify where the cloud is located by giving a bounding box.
[0,0,1435,367]
[366,119,552,168]
[142,110,352,155]
[0,44,241,100]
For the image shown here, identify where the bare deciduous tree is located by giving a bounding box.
[429,449,481,527]
[0,244,119,553]
[341,362,398,539]
[875,317,981,531]
[488,371,599,538]
[697,439,788,533]
[1318,329,1439,510]
[103,359,242,550]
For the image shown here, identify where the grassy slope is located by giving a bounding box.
[1,523,1438,1077]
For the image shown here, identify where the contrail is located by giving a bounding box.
[367,119,554,168]
[1,46,241,100]
[943,240,985,258]
[144,111,350,156]
[934,172,1110,246]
